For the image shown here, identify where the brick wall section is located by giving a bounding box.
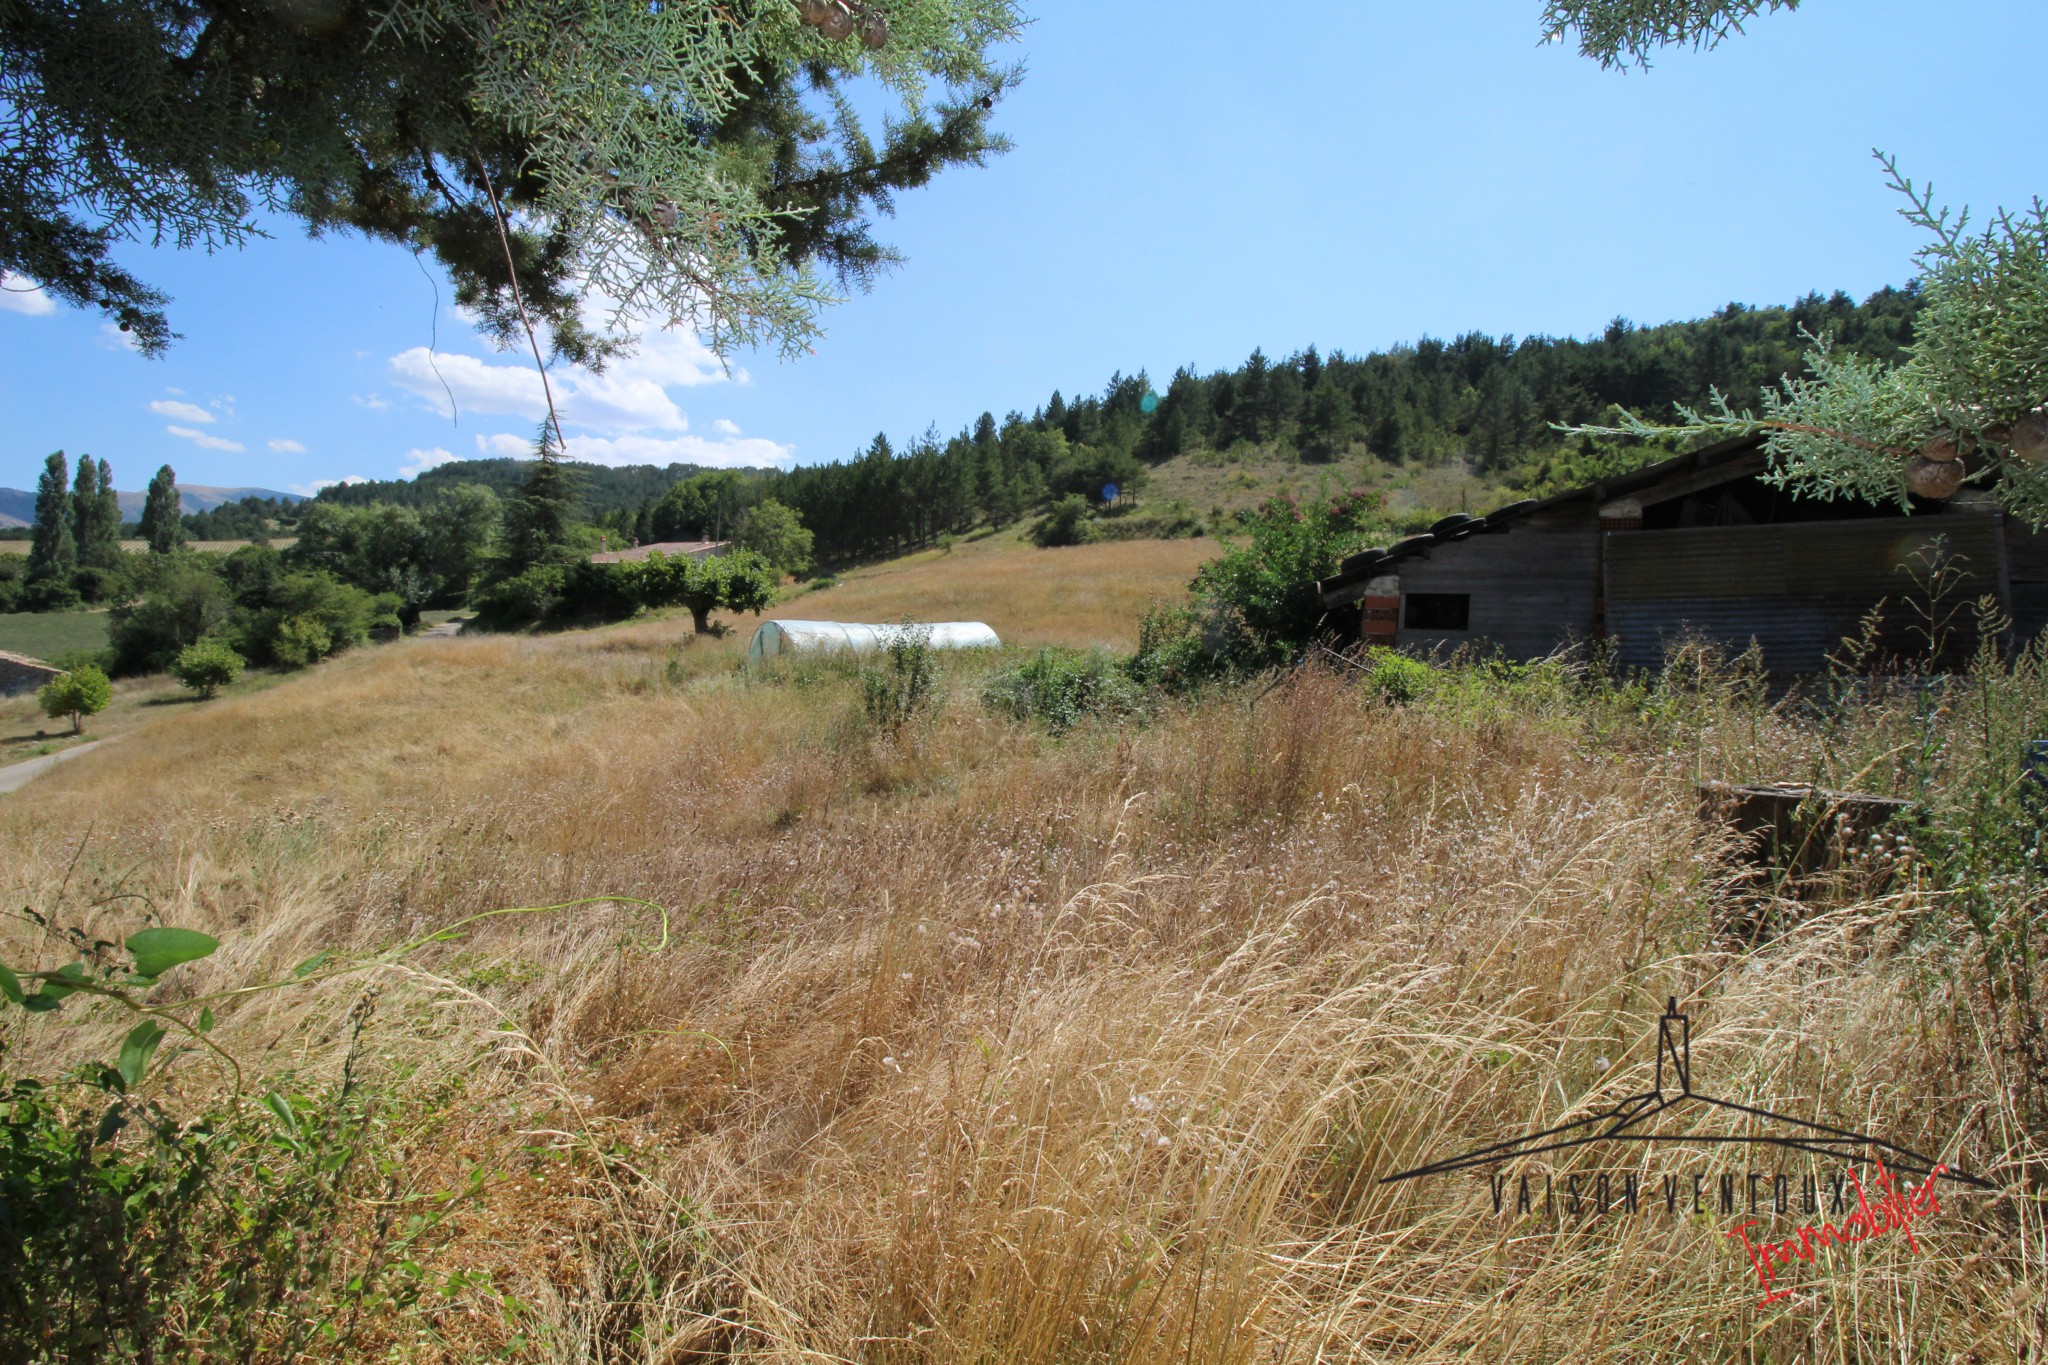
[1360,595,1400,639]
[0,651,61,698]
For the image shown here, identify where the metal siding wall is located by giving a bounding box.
[1396,522,1601,660]
[1606,516,2003,673]
[2005,523,2048,643]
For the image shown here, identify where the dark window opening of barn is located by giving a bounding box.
[1404,593,1470,631]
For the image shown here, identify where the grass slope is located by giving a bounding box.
[0,609,109,663]
[0,541,2036,1360]
[776,529,1219,649]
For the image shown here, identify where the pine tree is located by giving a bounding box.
[140,465,185,554]
[501,427,577,572]
[27,451,77,585]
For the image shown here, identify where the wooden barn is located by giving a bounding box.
[1315,435,2048,674]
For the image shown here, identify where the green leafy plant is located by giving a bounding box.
[171,639,245,699]
[1362,647,1437,704]
[863,621,941,730]
[982,648,1149,733]
[0,895,670,1359]
[36,663,110,735]
[1031,494,1097,548]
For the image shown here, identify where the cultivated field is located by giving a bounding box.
[0,538,2041,1362]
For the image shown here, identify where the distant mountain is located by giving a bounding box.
[0,484,304,529]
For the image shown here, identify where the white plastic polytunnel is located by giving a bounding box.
[745,620,1002,664]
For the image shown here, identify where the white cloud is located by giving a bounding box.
[210,396,237,418]
[476,433,534,458]
[560,433,793,470]
[150,399,216,424]
[388,347,690,432]
[166,424,246,453]
[268,438,308,454]
[386,305,735,437]
[0,273,55,316]
[400,446,458,477]
[353,393,391,411]
[100,323,140,353]
[288,476,368,496]
[712,418,742,436]
[166,386,185,395]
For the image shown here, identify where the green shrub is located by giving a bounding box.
[1362,647,1437,703]
[862,622,940,730]
[37,664,111,734]
[1128,602,1249,693]
[470,565,567,630]
[269,614,333,669]
[108,560,233,674]
[68,564,126,605]
[232,573,388,667]
[982,648,1149,732]
[1185,492,1382,669]
[0,553,25,612]
[1031,494,1097,548]
[172,639,245,698]
[1093,503,1207,542]
[21,577,82,613]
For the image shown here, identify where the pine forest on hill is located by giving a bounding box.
[296,284,1922,565]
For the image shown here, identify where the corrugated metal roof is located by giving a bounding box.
[1316,435,1774,604]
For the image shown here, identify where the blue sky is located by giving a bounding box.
[2,0,2043,496]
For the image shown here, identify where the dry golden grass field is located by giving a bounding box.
[758,529,1218,650]
[0,536,2043,1363]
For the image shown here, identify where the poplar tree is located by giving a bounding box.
[26,451,76,586]
[95,459,122,563]
[69,456,121,569]
[139,466,184,555]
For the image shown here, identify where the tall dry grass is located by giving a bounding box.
[0,624,2041,1362]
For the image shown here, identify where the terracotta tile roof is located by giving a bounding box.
[588,540,730,564]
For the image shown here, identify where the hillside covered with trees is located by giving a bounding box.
[654,284,1924,561]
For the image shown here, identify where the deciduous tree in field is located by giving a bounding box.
[37,664,110,735]
[637,550,779,635]
[171,639,244,700]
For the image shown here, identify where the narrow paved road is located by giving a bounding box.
[0,741,103,795]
